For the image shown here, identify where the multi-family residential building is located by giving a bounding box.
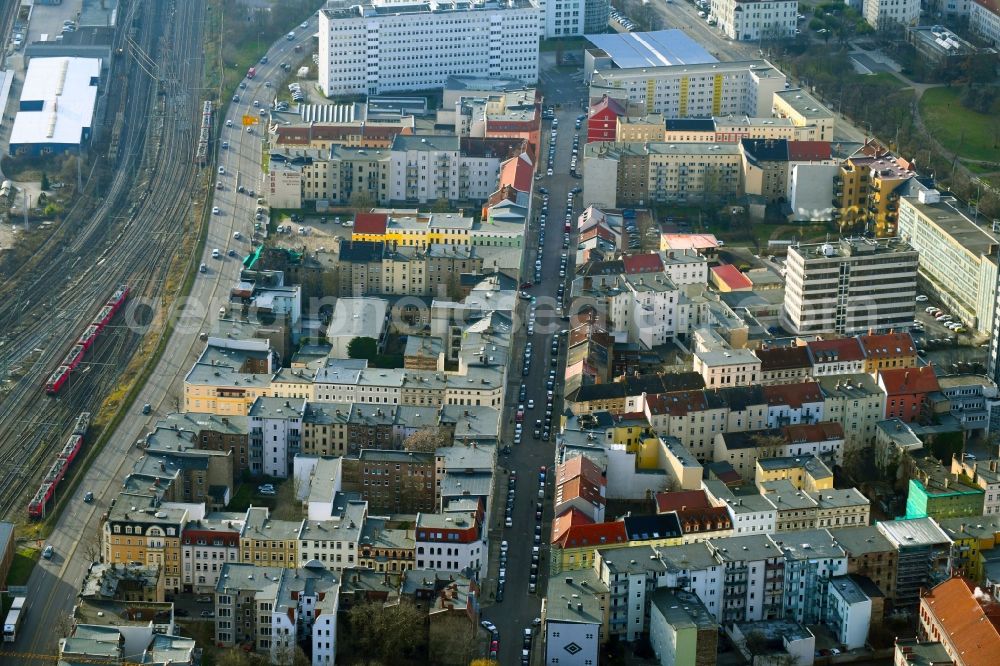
[755,455,833,493]
[898,187,999,334]
[771,88,836,143]
[805,337,867,377]
[817,373,885,451]
[693,349,762,389]
[783,238,918,335]
[858,331,919,374]
[317,0,539,96]
[357,518,416,573]
[240,507,299,569]
[778,530,848,625]
[344,449,437,513]
[832,525,898,603]
[414,509,486,577]
[704,481,778,536]
[297,500,367,573]
[971,0,1000,46]
[763,381,824,427]
[713,422,845,479]
[755,345,813,385]
[878,365,940,423]
[249,397,304,478]
[152,413,251,477]
[181,514,243,594]
[864,0,920,30]
[542,569,609,666]
[101,494,189,594]
[648,588,719,666]
[183,338,278,416]
[905,457,985,520]
[877,518,952,608]
[589,60,786,118]
[918,576,1000,665]
[712,0,798,41]
[831,142,917,236]
[951,457,1000,515]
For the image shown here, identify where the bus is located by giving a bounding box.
[3,596,26,642]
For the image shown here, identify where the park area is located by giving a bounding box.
[919,87,1000,165]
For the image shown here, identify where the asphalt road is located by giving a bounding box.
[482,60,587,666]
[14,18,320,659]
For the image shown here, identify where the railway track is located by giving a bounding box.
[0,0,207,519]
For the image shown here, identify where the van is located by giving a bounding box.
[220,306,227,317]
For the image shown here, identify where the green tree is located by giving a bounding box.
[40,172,50,190]
[347,336,379,361]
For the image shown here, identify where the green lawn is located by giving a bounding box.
[7,546,40,587]
[227,483,276,512]
[867,72,910,91]
[919,87,1000,163]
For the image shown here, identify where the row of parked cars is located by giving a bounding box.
[609,7,636,30]
[923,305,967,334]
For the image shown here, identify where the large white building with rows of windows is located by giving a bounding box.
[710,0,798,41]
[318,0,540,97]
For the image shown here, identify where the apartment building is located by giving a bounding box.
[755,345,813,385]
[783,238,918,335]
[771,89,836,143]
[712,0,798,40]
[240,507,299,569]
[693,349,762,389]
[877,518,952,608]
[589,60,786,118]
[153,413,251,477]
[898,188,999,334]
[713,422,845,479]
[343,449,437,513]
[905,457,985,520]
[249,397,304,478]
[779,531,848,625]
[181,516,242,594]
[918,576,1000,665]
[971,0,1000,46]
[864,0,920,30]
[414,510,486,577]
[183,339,278,416]
[318,0,539,96]
[859,332,919,374]
[582,141,744,208]
[296,499,367,572]
[878,365,940,423]
[831,143,917,237]
[817,374,885,452]
[101,494,189,594]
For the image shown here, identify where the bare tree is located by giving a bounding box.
[404,426,454,453]
[346,600,427,664]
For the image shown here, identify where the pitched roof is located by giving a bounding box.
[755,345,812,372]
[879,366,940,395]
[763,381,822,408]
[590,95,626,118]
[553,520,628,549]
[551,508,594,544]
[646,390,709,417]
[623,513,683,541]
[711,264,753,290]
[655,490,711,513]
[660,233,719,251]
[741,138,789,162]
[557,455,606,488]
[787,140,832,161]
[498,154,533,193]
[782,421,844,443]
[353,212,388,235]
[859,331,917,360]
[921,577,1000,666]
[556,477,607,509]
[806,337,865,363]
[622,253,664,275]
[676,506,733,535]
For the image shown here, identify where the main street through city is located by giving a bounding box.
[482,59,587,666]
[15,18,320,658]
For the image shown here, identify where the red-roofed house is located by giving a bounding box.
[622,253,664,275]
[878,365,940,422]
[550,507,594,545]
[555,456,607,522]
[804,337,866,376]
[764,381,824,427]
[351,212,389,238]
[551,520,628,573]
[710,264,753,292]
[859,331,918,373]
[654,489,711,513]
[788,141,832,162]
[674,506,733,543]
[919,576,1000,666]
[497,154,534,193]
[587,96,626,143]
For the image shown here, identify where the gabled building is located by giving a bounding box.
[878,366,940,423]
[918,576,1000,666]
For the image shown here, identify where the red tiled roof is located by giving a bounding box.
[622,253,664,275]
[676,506,732,534]
[711,264,753,290]
[556,477,606,509]
[498,155,533,193]
[353,212,388,235]
[655,490,711,513]
[879,366,940,395]
[646,391,708,417]
[781,421,844,443]
[589,96,626,119]
[921,577,1000,666]
[806,337,865,363]
[755,346,812,372]
[553,519,628,549]
[859,331,917,359]
[557,455,606,488]
[763,381,822,408]
[551,508,594,544]
[788,141,832,161]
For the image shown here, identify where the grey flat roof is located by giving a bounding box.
[585,30,717,68]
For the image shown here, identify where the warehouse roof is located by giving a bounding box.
[585,29,716,68]
[10,57,100,148]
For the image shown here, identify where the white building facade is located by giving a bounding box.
[318,0,540,97]
[711,0,798,41]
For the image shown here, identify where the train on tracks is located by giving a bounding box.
[27,411,91,520]
[44,284,130,395]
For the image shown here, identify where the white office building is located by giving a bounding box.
[318,0,540,97]
[783,238,918,335]
[711,0,798,41]
[863,0,920,30]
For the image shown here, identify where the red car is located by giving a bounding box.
[520,282,533,289]
[539,466,547,474]
[490,640,499,651]
[516,410,524,422]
